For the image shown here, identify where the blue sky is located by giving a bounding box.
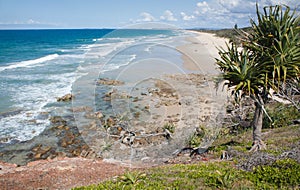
[0,0,299,29]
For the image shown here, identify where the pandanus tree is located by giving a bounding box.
[216,5,300,151]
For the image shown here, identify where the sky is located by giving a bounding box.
[0,0,299,29]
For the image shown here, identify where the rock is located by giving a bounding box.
[60,139,68,148]
[40,146,52,155]
[71,106,93,112]
[97,78,124,86]
[164,101,173,106]
[34,153,42,159]
[49,116,67,125]
[134,112,140,118]
[108,127,121,136]
[27,119,37,124]
[32,144,42,152]
[132,97,139,102]
[106,117,115,127]
[26,152,34,159]
[84,112,95,119]
[32,145,52,160]
[103,89,117,101]
[80,149,99,159]
[80,149,89,158]
[71,148,81,156]
[0,137,11,143]
[37,112,49,120]
[57,125,65,130]
[95,111,103,119]
[57,93,73,102]
[55,152,67,159]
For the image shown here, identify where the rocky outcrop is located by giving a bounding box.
[57,93,73,102]
[0,114,91,166]
[97,78,124,86]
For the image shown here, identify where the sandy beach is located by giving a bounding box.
[177,31,228,74]
[0,30,229,189]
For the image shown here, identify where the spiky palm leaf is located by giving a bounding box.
[216,43,266,100]
[244,5,300,90]
[216,4,299,152]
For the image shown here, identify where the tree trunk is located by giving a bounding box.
[249,101,266,152]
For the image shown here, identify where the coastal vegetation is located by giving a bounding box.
[74,159,299,189]
[194,27,252,45]
[74,105,300,189]
[215,4,300,151]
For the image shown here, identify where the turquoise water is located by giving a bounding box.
[0,29,189,143]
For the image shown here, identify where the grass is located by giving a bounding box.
[73,158,300,190]
[73,103,300,189]
[73,162,247,189]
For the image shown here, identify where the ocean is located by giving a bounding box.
[0,29,191,144]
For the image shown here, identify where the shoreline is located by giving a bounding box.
[177,31,228,74]
[0,30,229,189]
[0,31,229,163]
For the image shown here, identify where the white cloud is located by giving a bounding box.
[196,1,212,14]
[131,0,299,29]
[218,0,256,13]
[197,1,209,8]
[139,12,155,22]
[180,12,195,21]
[188,1,247,28]
[219,0,299,13]
[160,10,177,21]
[261,0,299,7]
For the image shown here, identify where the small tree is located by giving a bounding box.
[216,5,300,151]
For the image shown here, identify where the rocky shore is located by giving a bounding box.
[0,31,230,189]
[0,72,226,189]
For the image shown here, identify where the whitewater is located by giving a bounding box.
[0,29,189,144]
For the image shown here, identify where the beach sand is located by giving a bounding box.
[177,31,228,74]
[0,30,229,189]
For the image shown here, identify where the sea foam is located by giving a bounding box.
[0,29,185,144]
[0,54,59,72]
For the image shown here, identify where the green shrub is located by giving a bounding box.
[206,170,235,189]
[163,122,175,133]
[73,159,300,190]
[249,159,300,189]
[263,103,300,128]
